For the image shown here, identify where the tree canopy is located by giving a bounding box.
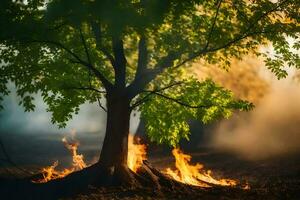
[0,0,299,146]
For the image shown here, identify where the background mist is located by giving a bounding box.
[0,83,139,166]
[211,74,300,160]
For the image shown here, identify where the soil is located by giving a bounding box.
[1,146,299,200]
[62,147,300,200]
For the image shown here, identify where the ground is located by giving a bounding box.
[1,145,299,199]
[62,148,300,200]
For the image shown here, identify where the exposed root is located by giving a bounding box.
[140,161,192,193]
[111,164,141,187]
[136,161,161,190]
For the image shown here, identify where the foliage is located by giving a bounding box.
[0,0,299,145]
[140,79,253,146]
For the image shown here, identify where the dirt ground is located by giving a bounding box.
[63,147,300,200]
[1,146,299,200]
[151,147,300,199]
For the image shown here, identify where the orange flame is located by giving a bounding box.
[165,148,237,187]
[35,161,74,183]
[34,134,146,182]
[62,137,86,170]
[127,135,147,172]
[34,133,237,188]
[33,134,87,183]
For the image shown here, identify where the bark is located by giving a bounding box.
[98,91,131,171]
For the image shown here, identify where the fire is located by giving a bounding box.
[34,134,146,182]
[33,134,87,183]
[35,161,74,183]
[127,135,147,172]
[62,137,86,170]
[165,148,237,187]
[34,132,237,188]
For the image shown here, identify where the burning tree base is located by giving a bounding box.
[32,134,237,188]
[2,160,239,200]
[0,135,243,200]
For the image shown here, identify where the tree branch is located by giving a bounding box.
[97,96,107,112]
[144,91,216,109]
[130,81,183,109]
[170,0,290,70]
[127,1,289,100]
[204,0,223,50]
[79,28,92,66]
[127,51,179,99]
[134,35,148,82]
[112,35,127,88]
[90,21,116,67]
[79,28,94,87]
[62,86,106,93]
[26,39,113,91]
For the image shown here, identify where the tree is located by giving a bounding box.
[0,0,299,188]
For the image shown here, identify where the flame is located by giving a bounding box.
[33,134,87,183]
[33,132,237,188]
[62,137,86,170]
[127,135,147,172]
[165,148,237,187]
[35,161,74,183]
[34,134,147,182]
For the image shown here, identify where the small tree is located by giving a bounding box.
[0,0,299,185]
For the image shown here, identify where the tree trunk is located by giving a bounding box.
[98,91,131,172]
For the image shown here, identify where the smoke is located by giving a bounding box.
[212,82,300,160]
[192,56,269,104]
[0,84,106,135]
[0,83,139,136]
[193,56,300,160]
